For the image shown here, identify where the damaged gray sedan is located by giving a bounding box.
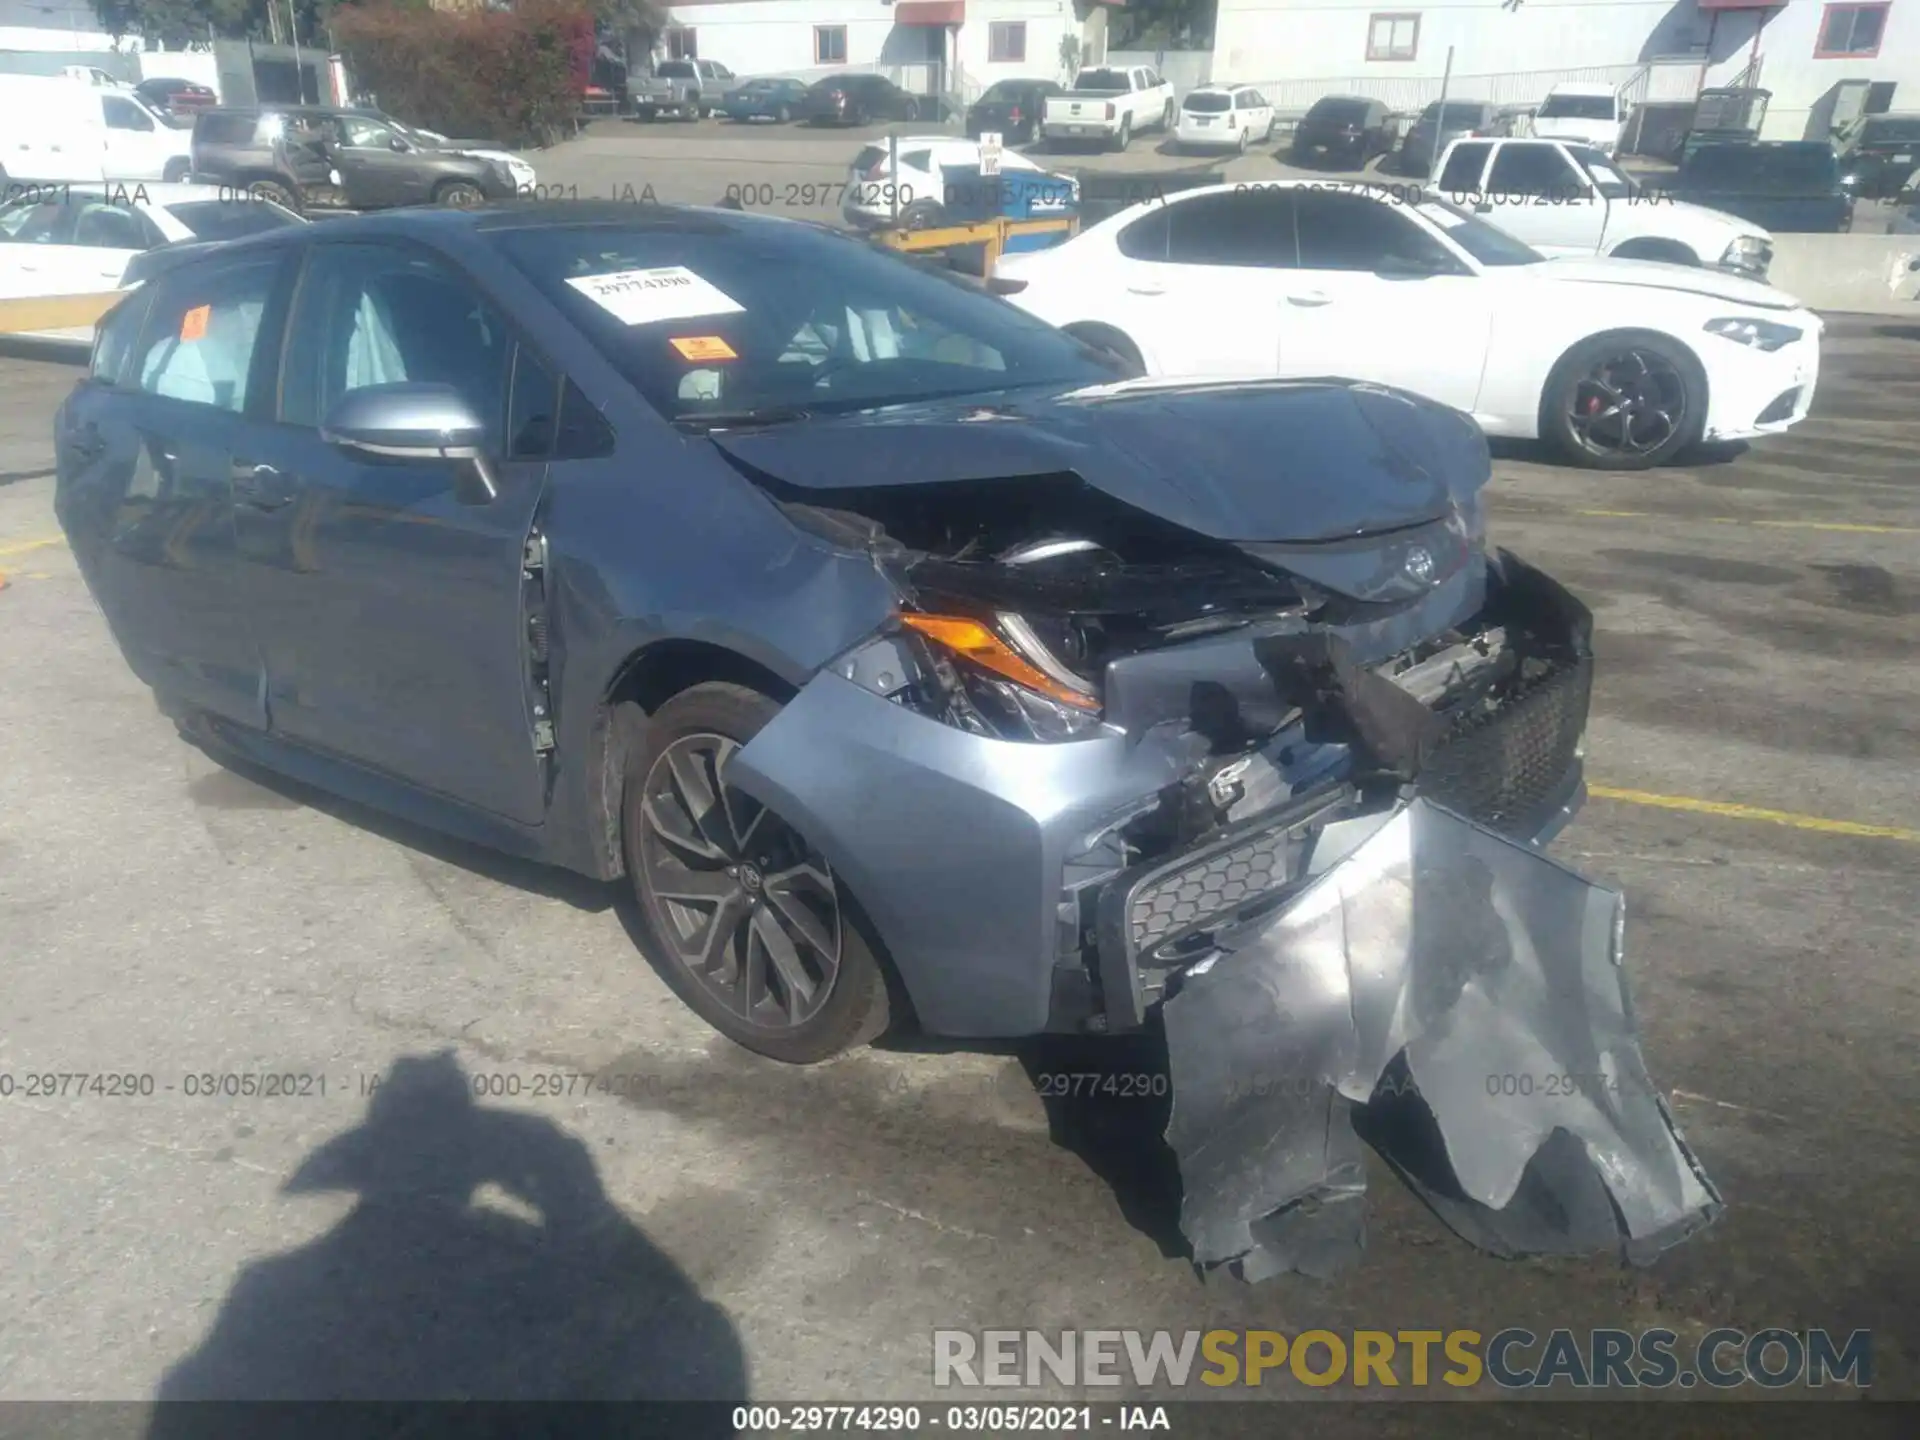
[54,203,1721,1278]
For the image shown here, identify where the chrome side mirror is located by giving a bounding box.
[320,382,500,501]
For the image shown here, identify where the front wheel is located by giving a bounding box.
[1063,321,1145,376]
[162,157,191,183]
[247,177,300,212]
[434,179,486,208]
[1161,101,1176,132]
[1539,331,1706,471]
[623,683,892,1064]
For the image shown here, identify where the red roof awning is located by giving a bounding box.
[1695,0,1785,9]
[894,1,964,22]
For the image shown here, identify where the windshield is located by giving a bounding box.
[1414,197,1544,266]
[658,62,696,79]
[169,198,302,241]
[1184,93,1231,113]
[1421,102,1486,125]
[1862,117,1920,146]
[979,81,1029,102]
[1537,94,1616,121]
[1305,99,1367,124]
[1075,70,1130,93]
[1683,144,1838,192]
[492,221,1116,426]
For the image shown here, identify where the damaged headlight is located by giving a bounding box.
[833,610,1106,742]
[1704,315,1801,351]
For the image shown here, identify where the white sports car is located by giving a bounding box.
[997,180,1822,469]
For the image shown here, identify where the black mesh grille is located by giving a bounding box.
[1416,654,1591,837]
[1756,388,1800,425]
[1126,821,1298,956]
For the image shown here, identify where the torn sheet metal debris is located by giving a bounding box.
[1162,798,1722,1280]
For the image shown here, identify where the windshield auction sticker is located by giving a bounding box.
[567,266,747,326]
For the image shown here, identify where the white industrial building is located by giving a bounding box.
[651,0,1132,101]
[1209,0,1920,143]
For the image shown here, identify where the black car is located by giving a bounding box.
[1672,141,1853,233]
[964,79,1063,146]
[1291,95,1392,169]
[720,77,810,123]
[1840,112,1920,201]
[798,73,927,126]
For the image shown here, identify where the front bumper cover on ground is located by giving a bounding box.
[1162,797,1723,1280]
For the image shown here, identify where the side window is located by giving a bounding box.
[72,202,160,250]
[555,379,615,460]
[0,198,79,245]
[131,256,282,412]
[339,117,398,149]
[506,343,560,459]
[1488,144,1587,200]
[1164,191,1297,268]
[1115,205,1171,261]
[1293,192,1457,272]
[103,96,154,132]
[900,148,933,174]
[1438,142,1494,193]
[91,290,152,387]
[279,243,513,447]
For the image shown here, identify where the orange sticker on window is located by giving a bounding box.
[669,335,737,362]
[179,305,211,342]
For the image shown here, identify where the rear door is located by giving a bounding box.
[55,250,294,726]
[231,238,558,824]
[1102,188,1299,376]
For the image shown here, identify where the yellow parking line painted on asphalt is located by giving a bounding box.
[0,535,66,559]
[1590,785,1920,843]
[1564,508,1920,536]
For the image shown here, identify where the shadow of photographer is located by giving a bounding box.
[147,1051,747,1430]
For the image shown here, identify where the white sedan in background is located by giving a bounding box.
[0,182,303,344]
[1173,86,1276,153]
[997,180,1821,469]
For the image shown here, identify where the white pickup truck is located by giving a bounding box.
[1042,66,1175,152]
[1436,136,1775,279]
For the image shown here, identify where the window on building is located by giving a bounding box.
[989,21,1027,63]
[1815,3,1889,57]
[815,25,848,65]
[1366,13,1421,62]
[666,27,697,61]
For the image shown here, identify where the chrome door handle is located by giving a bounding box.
[1126,284,1165,296]
[1287,292,1332,307]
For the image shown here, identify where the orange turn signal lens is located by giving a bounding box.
[900,613,1101,712]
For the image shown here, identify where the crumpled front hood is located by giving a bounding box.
[709,378,1491,546]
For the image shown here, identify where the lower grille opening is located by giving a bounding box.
[1756,388,1801,425]
[1415,651,1590,837]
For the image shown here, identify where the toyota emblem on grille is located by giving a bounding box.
[1403,546,1436,584]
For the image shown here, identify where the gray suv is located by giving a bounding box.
[189,106,522,212]
[1399,98,1498,176]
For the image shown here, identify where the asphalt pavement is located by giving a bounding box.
[0,195,1915,1412]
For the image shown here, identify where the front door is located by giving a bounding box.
[328,115,433,209]
[231,239,553,824]
[101,93,169,181]
[1274,189,1494,415]
[1476,141,1605,258]
[55,251,291,727]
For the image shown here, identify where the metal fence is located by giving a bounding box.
[1240,59,1723,120]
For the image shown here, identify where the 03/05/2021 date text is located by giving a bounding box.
[0,1070,692,1101]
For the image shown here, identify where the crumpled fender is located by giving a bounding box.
[1162,798,1722,1281]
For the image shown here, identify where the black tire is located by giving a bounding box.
[1609,239,1699,267]
[897,198,946,231]
[245,176,301,213]
[1161,101,1176,132]
[1538,330,1707,471]
[1063,321,1145,376]
[433,178,486,208]
[622,683,892,1064]
[162,157,191,184]
[1112,114,1132,152]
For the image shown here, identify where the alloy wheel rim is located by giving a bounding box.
[1568,349,1688,459]
[638,733,842,1030]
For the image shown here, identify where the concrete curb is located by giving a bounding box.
[1770,234,1920,315]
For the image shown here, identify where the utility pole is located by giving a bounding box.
[1432,45,1454,181]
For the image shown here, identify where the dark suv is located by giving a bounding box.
[189,107,523,213]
